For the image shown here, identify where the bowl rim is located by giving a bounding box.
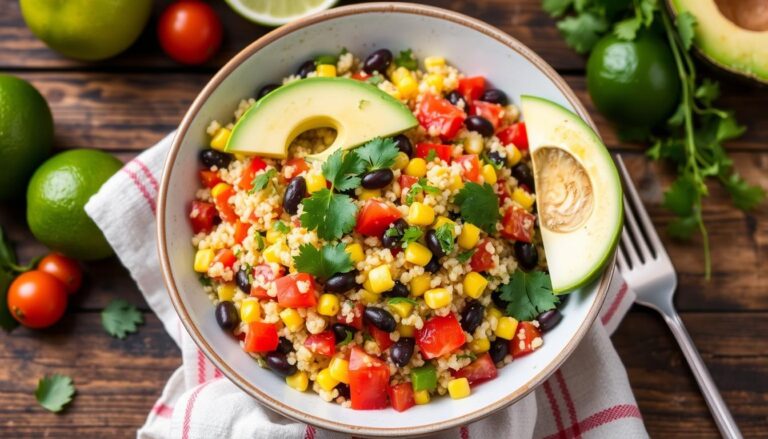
[157,2,613,436]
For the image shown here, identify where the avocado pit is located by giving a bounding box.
[714,0,768,32]
[533,146,594,233]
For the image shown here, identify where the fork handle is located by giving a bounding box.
[662,309,743,438]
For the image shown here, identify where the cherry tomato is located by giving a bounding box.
[189,200,218,233]
[355,199,402,237]
[349,346,390,409]
[157,0,223,65]
[454,352,498,385]
[7,271,68,328]
[416,314,466,360]
[496,122,528,150]
[275,273,317,308]
[417,94,466,141]
[415,143,453,163]
[458,76,486,102]
[37,252,82,294]
[388,382,415,412]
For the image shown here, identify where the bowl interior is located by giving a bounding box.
[160,5,607,435]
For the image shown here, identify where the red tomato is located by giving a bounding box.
[388,383,415,412]
[244,321,279,353]
[238,157,268,191]
[355,199,402,237]
[189,200,217,233]
[282,158,310,181]
[340,303,365,330]
[470,239,495,272]
[500,205,536,243]
[212,249,236,269]
[368,324,393,351]
[417,94,466,141]
[349,346,390,410]
[456,154,481,182]
[510,321,542,358]
[454,353,498,385]
[399,174,419,203]
[213,186,238,223]
[250,286,270,299]
[233,221,250,244]
[496,122,528,150]
[158,0,222,65]
[7,271,68,328]
[37,252,82,294]
[351,72,370,81]
[415,143,453,163]
[471,101,504,129]
[495,179,512,204]
[275,273,317,308]
[199,169,222,188]
[304,331,336,356]
[416,314,466,360]
[458,76,486,102]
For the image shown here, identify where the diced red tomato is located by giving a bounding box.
[458,76,486,102]
[250,286,270,299]
[471,101,504,129]
[496,122,528,150]
[399,174,419,203]
[454,353,498,385]
[495,179,512,204]
[349,346,390,410]
[416,314,466,360]
[470,239,495,272]
[213,185,238,223]
[416,94,466,141]
[304,331,336,356]
[415,143,453,163]
[244,321,279,353]
[510,321,542,358]
[233,220,250,244]
[341,303,365,330]
[500,205,536,243]
[355,199,402,237]
[388,383,415,412]
[368,324,393,351]
[282,158,310,181]
[199,169,222,188]
[238,157,268,191]
[456,154,481,182]
[275,273,317,308]
[351,71,370,81]
[213,248,236,269]
[189,200,217,233]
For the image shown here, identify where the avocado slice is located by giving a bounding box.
[521,96,623,294]
[668,0,768,85]
[225,77,417,160]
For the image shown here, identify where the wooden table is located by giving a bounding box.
[1,1,766,437]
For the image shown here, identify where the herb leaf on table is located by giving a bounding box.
[101,299,143,339]
[36,375,75,413]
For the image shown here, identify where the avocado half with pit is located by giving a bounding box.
[521,96,623,294]
[667,0,768,85]
[224,77,418,160]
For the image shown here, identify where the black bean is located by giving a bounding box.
[424,256,441,273]
[331,323,356,343]
[199,149,232,169]
[480,88,509,106]
[283,176,306,215]
[364,307,396,332]
[390,337,415,367]
[537,309,563,332]
[296,60,316,78]
[276,337,294,354]
[393,134,413,156]
[325,270,359,293]
[460,301,485,333]
[384,281,409,298]
[393,218,409,234]
[491,289,508,309]
[336,383,350,399]
[446,90,467,109]
[215,301,239,331]
[265,351,297,376]
[361,169,394,189]
[257,83,280,100]
[235,266,251,293]
[511,163,535,191]
[487,151,506,167]
[381,233,401,249]
[465,115,494,137]
[363,49,393,74]
[514,242,539,271]
[489,338,509,363]
[425,229,445,259]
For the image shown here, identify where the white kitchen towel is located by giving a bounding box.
[85,132,646,439]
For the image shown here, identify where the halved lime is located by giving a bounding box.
[225,0,337,27]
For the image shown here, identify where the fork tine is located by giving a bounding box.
[615,155,666,253]
[623,195,652,262]
[616,243,630,273]
[620,227,640,267]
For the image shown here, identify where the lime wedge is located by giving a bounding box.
[226,0,337,27]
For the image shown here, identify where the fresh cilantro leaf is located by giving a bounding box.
[322,149,365,191]
[315,54,338,65]
[101,299,143,339]
[365,75,384,86]
[481,152,504,170]
[454,183,500,233]
[388,297,417,305]
[198,274,212,287]
[457,249,475,263]
[394,49,417,70]
[456,353,477,361]
[638,0,657,25]
[556,12,609,54]
[721,172,766,211]
[250,168,277,194]
[667,214,699,240]
[613,15,641,40]
[675,11,697,50]
[663,177,697,217]
[542,0,573,17]
[406,178,440,205]
[425,148,437,162]
[36,375,75,413]
[695,79,720,106]
[715,112,746,142]
[435,223,455,254]
[401,226,423,248]
[385,226,401,238]
[273,221,290,234]
[355,137,400,170]
[254,232,265,251]
[293,243,354,281]
[336,329,354,346]
[300,189,358,241]
[499,271,558,321]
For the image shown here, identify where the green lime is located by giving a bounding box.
[20,0,152,61]
[0,75,53,201]
[586,32,680,129]
[225,0,337,27]
[27,149,122,261]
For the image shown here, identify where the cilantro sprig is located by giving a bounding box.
[36,375,75,413]
[355,137,399,171]
[394,49,417,70]
[101,299,143,339]
[249,168,277,194]
[401,226,423,248]
[434,223,455,254]
[406,178,440,205]
[454,183,500,234]
[293,243,354,281]
[498,270,559,321]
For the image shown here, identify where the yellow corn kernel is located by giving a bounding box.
[279,308,304,332]
[495,316,519,340]
[359,188,381,200]
[487,306,503,320]
[210,182,231,198]
[469,337,490,354]
[286,371,309,392]
[433,216,456,232]
[397,75,419,99]
[424,288,452,309]
[265,228,282,245]
[359,288,380,305]
[448,378,471,399]
[407,202,435,226]
[512,187,535,210]
[405,158,427,177]
[414,389,431,405]
[367,264,395,294]
[482,164,497,185]
[425,74,444,93]
[216,283,236,301]
[209,128,231,151]
[390,66,412,84]
[317,294,340,316]
[329,357,350,384]
[505,144,522,166]
[463,272,489,299]
[345,243,364,263]
[458,223,481,250]
[305,172,327,193]
[316,368,340,392]
[448,174,464,191]
[405,242,432,266]
[410,274,431,297]
[393,152,410,170]
[194,249,215,272]
[239,298,261,324]
[464,134,484,154]
[388,301,413,319]
[398,323,415,337]
[316,64,337,77]
[424,56,445,71]
[263,241,287,264]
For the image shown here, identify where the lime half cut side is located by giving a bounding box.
[225,0,338,27]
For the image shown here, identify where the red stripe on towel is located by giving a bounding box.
[197,350,206,384]
[601,282,629,326]
[132,157,159,192]
[543,404,642,439]
[542,380,566,438]
[304,425,316,439]
[151,403,174,418]
[122,167,156,213]
[555,370,581,438]
[460,425,469,439]
[181,380,216,439]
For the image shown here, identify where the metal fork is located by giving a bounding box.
[615,155,742,439]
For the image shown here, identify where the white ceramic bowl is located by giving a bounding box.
[158,3,613,436]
